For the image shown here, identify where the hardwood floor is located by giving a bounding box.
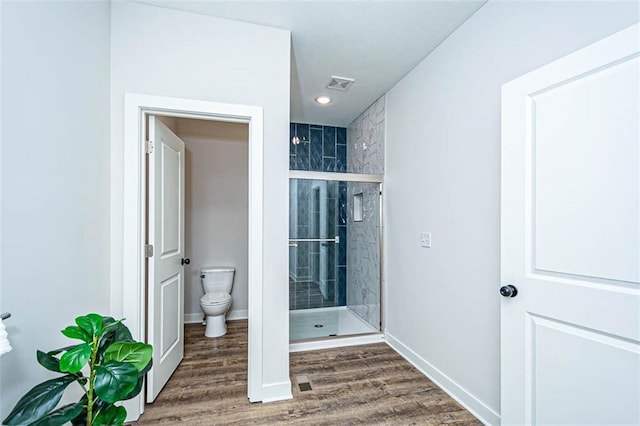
[137,321,480,425]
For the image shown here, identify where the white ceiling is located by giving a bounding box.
[138,1,486,127]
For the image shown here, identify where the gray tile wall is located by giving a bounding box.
[346,95,385,329]
[347,96,385,175]
[346,182,381,329]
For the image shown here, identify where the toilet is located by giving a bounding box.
[199,266,235,338]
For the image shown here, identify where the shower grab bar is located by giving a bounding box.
[288,236,339,248]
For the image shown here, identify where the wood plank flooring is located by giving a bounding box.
[137,321,480,425]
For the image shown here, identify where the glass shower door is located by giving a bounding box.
[289,179,340,310]
[289,178,381,341]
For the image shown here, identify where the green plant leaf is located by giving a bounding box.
[75,313,104,339]
[109,321,133,343]
[102,316,122,330]
[61,326,91,343]
[120,355,153,402]
[46,345,77,357]
[59,343,91,374]
[121,375,144,401]
[103,342,153,372]
[30,402,84,426]
[69,395,89,426]
[94,405,127,426]
[138,355,153,376]
[2,375,76,425]
[94,361,138,403]
[97,320,134,363]
[36,350,61,373]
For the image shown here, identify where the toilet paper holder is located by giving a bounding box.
[1,312,10,320]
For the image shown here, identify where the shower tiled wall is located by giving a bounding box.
[347,96,385,175]
[346,95,385,329]
[346,182,381,329]
[290,123,348,309]
[290,123,347,172]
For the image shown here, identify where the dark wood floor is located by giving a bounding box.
[137,321,480,425]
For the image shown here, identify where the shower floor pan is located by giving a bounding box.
[289,306,378,341]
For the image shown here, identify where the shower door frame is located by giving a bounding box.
[288,170,385,340]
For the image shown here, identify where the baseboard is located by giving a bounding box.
[385,332,500,425]
[260,380,293,403]
[227,309,248,321]
[184,309,248,324]
[184,313,204,324]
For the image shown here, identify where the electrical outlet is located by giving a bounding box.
[420,232,431,248]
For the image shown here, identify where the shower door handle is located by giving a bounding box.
[289,236,340,244]
[289,242,298,248]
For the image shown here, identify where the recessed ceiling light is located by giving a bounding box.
[315,96,331,105]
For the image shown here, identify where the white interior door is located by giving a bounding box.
[147,116,185,403]
[501,24,640,425]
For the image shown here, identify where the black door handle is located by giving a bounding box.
[500,284,518,298]
[181,258,190,265]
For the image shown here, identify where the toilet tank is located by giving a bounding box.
[200,266,235,294]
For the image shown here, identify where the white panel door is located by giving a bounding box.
[147,116,185,403]
[501,24,640,425]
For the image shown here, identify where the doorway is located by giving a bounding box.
[119,94,266,419]
[145,115,249,402]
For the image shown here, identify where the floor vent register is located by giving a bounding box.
[295,375,313,392]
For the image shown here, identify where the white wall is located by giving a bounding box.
[109,2,291,401]
[384,1,639,423]
[175,118,249,320]
[0,1,111,418]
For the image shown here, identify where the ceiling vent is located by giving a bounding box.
[327,76,354,91]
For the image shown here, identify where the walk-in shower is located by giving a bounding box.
[288,106,386,344]
[289,174,382,341]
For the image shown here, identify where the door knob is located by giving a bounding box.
[181,258,190,265]
[500,284,518,298]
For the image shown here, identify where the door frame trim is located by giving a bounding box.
[120,93,264,417]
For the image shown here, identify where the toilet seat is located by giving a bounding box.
[200,292,232,306]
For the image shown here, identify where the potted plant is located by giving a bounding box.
[3,313,152,426]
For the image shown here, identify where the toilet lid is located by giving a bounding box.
[200,292,232,305]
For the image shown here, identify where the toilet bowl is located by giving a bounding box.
[200,292,232,337]
[199,267,235,338]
